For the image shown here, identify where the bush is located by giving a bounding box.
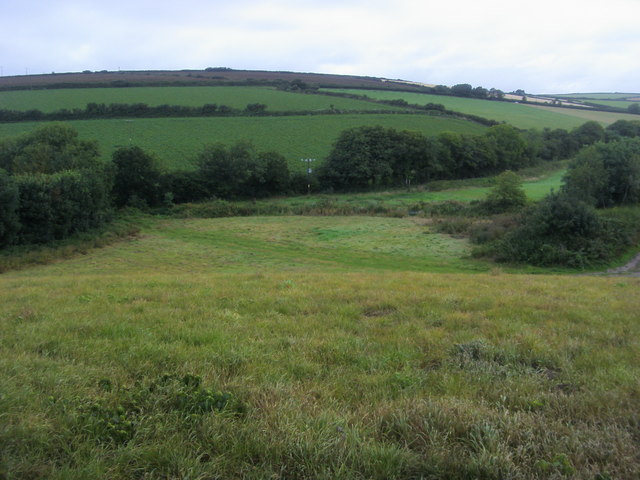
[112,146,164,208]
[482,170,527,213]
[563,137,640,207]
[492,193,611,267]
[0,169,20,246]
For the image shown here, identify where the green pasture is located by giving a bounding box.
[0,86,396,113]
[576,99,638,109]
[253,167,565,212]
[9,216,485,276]
[324,88,637,129]
[529,104,640,126]
[0,114,487,171]
[1,217,638,478]
[550,92,639,100]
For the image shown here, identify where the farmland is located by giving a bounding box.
[324,88,639,129]
[0,86,398,113]
[0,114,487,171]
[1,72,639,479]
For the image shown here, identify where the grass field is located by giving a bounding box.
[0,114,488,171]
[527,105,640,126]
[245,167,566,211]
[324,89,637,130]
[577,100,638,109]
[0,86,397,113]
[550,93,640,100]
[1,215,638,479]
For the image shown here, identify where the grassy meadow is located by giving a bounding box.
[0,86,397,113]
[236,166,566,213]
[1,214,639,479]
[0,114,487,171]
[1,81,639,478]
[324,89,638,130]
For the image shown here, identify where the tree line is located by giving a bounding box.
[473,132,640,267]
[1,119,640,253]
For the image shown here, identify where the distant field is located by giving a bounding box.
[578,99,638,109]
[0,86,396,113]
[550,92,640,100]
[324,89,636,129]
[0,114,487,171]
[529,105,640,126]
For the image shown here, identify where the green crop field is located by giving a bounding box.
[0,86,397,113]
[528,104,640,126]
[1,215,638,479]
[573,99,637,109]
[550,92,639,100]
[0,114,487,171]
[324,89,637,130]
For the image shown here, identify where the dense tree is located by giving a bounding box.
[112,146,164,208]
[0,123,99,174]
[496,192,607,267]
[606,120,640,140]
[483,170,527,213]
[195,142,290,199]
[451,84,473,97]
[563,137,640,207]
[241,151,291,197]
[0,169,20,246]
[319,126,399,190]
[198,142,253,199]
[484,124,530,170]
[571,121,605,147]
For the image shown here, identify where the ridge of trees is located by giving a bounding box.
[1,119,640,258]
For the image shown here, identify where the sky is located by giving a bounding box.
[1,0,638,94]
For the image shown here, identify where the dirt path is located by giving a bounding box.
[590,252,640,277]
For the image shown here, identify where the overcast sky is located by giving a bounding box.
[1,0,638,93]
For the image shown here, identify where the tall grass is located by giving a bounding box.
[1,262,638,479]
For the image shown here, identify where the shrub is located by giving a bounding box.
[493,193,610,267]
[0,169,20,246]
[482,170,527,213]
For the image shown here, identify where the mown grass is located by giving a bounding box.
[1,234,638,478]
[10,216,486,276]
[244,166,565,211]
[0,114,487,171]
[0,86,398,113]
[324,89,637,130]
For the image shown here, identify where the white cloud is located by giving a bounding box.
[0,0,638,92]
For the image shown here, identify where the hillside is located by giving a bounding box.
[0,68,429,92]
[0,114,487,171]
[1,216,638,478]
[325,88,640,130]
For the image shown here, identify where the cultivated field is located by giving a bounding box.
[1,216,638,479]
[0,114,487,171]
[0,86,397,113]
[324,89,638,130]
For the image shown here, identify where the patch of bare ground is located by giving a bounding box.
[589,252,640,277]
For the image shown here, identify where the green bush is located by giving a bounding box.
[482,170,527,213]
[493,193,611,267]
[0,169,20,246]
